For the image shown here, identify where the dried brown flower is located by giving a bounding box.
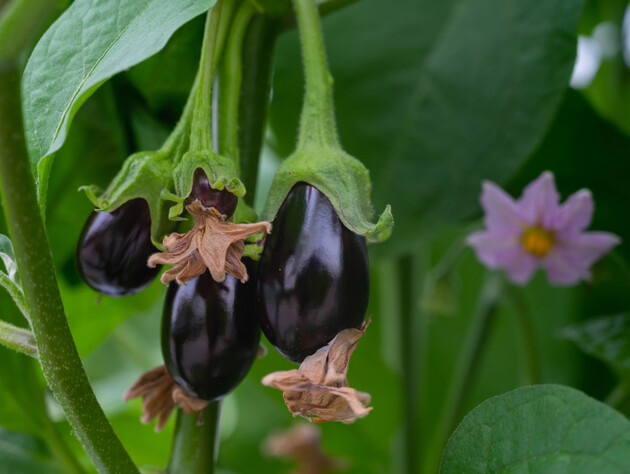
[123,365,208,432]
[263,424,347,474]
[148,201,271,285]
[262,321,372,424]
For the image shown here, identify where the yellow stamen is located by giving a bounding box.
[522,227,554,258]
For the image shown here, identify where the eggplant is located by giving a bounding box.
[257,182,369,363]
[185,168,238,217]
[162,268,260,401]
[76,198,159,297]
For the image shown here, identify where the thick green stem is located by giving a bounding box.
[292,0,340,149]
[0,319,37,357]
[237,14,279,202]
[423,274,502,473]
[218,1,256,160]
[0,64,138,473]
[168,403,222,474]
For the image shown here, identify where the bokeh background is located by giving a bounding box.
[3,0,630,472]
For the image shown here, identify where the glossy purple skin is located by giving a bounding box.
[186,168,238,217]
[257,183,369,363]
[162,269,260,401]
[76,198,159,297]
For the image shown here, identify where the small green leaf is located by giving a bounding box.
[562,314,630,374]
[22,0,217,210]
[441,384,630,473]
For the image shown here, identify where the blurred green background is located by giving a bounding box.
[3,0,630,472]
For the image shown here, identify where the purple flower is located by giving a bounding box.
[467,171,620,286]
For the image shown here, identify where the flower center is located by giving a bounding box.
[522,227,554,258]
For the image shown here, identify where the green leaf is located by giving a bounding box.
[562,314,630,374]
[22,0,217,209]
[0,428,62,474]
[441,384,630,473]
[269,0,586,254]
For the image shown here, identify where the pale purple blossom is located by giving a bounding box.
[467,171,620,286]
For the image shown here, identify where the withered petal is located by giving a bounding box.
[261,322,371,423]
[150,201,271,285]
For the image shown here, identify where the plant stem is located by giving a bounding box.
[292,0,340,149]
[0,272,29,319]
[218,1,256,161]
[190,3,224,152]
[168,403,222,474]
[281,0,362,31]
[505,285,541,385]
[237,14,279,202]
[398,255,423,474]
[0,63,138,473]
[41,415,87,474]
[423,273,502,473]
[0,319,37,357]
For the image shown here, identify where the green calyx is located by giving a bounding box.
[261,145,393,243]
[167,151,245,220]
[262,0,393,243]
[80,150,175,247]
[80,1,256,246]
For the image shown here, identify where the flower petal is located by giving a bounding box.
[517,171,560,228]
[480,181,523,234]
[502,251,539,285]
[467,230,522,268]
[545,232,621,285]
[553,189,593,238]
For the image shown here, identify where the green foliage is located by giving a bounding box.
[21,0,218,210]
[511,91,630,262]
[562,314,630,374]
[270,0,586,255]
[441,384,630,473]
[0,429,62,474]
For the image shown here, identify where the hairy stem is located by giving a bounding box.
[190,3,224,152]
[168,403,222,474]
[293,0,340,149]
[0,319,37,357]
[0,63,138,473]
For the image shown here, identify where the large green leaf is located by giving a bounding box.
[269,0,585,254]
[21,0,217,209]
[441,384,630,473]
